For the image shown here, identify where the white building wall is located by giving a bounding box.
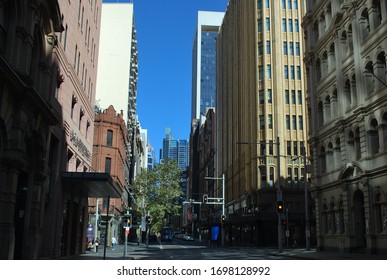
[96,3,134,122]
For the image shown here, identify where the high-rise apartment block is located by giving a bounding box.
[216,0,309,246]
[303,0,387,254]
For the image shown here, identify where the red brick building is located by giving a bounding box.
[90,105,128,244]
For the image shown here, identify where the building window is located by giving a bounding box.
[282,0,286,9]
[287,0,292,9]
[269,167,274,187]
[293,141,298,156]
[265,0,269,8]
[291,90,296,104]
[290,65,295,79]
[295,42,300,56]
[71,95,77,119]
[287,141,291,156]
[294,0,298,10]
[285,90,290,104]
[298,116,303,130]
[105,157,112,173]
[292,115,297,130]
[286,115,290,130]
[297,90,302,104]
[106,130,113,147]
[288,19,293,32]
[295,19,299,32]
[259,90,264,104]
[268,114,273,129]
[260,115,265,129]
[257,19,263,33]
[267,64,272,79]
[267,89,272,103]
[284,65,289,79]
[266,40,271,54]
[297,66,301,80]
[282,19,287,32]
[289,42,294,56]
[257,0,262,9]
[266,18,270,31]
[258,66,264,80]
[283,41,288,55]
[258,41,263,55]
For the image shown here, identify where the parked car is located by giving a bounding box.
[183,234,194,241]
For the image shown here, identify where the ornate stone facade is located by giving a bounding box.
[303,0,387,254]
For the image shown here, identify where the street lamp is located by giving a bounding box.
[204,174,225,246]
[292,146,310,251]
[237,136,283,253]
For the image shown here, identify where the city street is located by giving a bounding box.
[67,239,387,260]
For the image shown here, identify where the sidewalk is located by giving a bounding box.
[63,244,136,260]
[266,247,387,260]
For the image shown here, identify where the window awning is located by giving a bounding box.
[62,172,121,198]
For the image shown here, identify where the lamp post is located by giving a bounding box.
[204,174,225,246]
[238,136,282,253]
[302,147,310,251]
[292,147,310,250]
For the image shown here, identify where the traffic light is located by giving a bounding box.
[203,194,208,204]
[127,214,132,228]
[146,215,151,224]
[282,218,287,226]
[276,200,284,214]
[221,214,226,223]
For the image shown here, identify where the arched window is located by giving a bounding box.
[339,200,345,233]
[344,78,351,108]
[382,112,387,151]
[371,0,382,29]
[330,200,336,233]
[322,51,328,76]
[320,146,326,173]
[106,130,113,147]
[322,203,329,234]
[334,137,341,168]
[317,100,324,127]
[340,30,348,58]
[355,127,361,160]
[0,3,8,53]
[313,20,319,43]
[347,130,355,161]
[375,52,386,89]
[375,193,383,233]
[369,118,380,155]
[328,42,336,72]
[351,73,357,106]
[315,58,322,82]
[360,8,370,40]
[324,95,331,122]
[364,61,374,94]
[327,142,334,171]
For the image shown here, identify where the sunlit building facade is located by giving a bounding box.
[216,0,309,246]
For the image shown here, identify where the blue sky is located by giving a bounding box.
[128,0,229,160]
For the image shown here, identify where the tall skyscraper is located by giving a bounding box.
[216,0,308,246]
[161,128,189,170]
[303,0,387,254]
[191,11,224,120]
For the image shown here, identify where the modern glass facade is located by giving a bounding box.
[200,30,218,116]
[191,11,224,120]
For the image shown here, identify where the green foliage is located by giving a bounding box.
[133,159,183,233]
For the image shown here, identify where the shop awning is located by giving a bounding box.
[62,172,121,198]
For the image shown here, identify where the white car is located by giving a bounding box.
[183,234,194,241]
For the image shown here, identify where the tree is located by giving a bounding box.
[133,159,182,233]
